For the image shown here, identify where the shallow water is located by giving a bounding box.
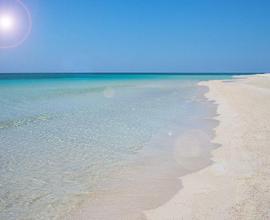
[0,74,230,219]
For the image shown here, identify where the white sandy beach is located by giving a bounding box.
[145,74,270,220]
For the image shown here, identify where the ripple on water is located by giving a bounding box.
[0,78,219,219]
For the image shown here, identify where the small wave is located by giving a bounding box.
[0,114,52,130]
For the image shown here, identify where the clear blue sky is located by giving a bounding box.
[0,0,270,73]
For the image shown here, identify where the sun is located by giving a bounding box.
[0,14,15,32]
[0,0,32,48]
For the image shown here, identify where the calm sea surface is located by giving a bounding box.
[0,74,232,219]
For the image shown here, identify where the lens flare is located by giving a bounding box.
[0,0,32,48]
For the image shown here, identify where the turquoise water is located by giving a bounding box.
[0,74,231,219]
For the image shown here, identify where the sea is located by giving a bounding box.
[0,73,237,219]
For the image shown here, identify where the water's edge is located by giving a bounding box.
[65,82,221,220]
[0,75,231,220]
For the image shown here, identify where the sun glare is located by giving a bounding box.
[0,14,15,32]
[0,0,32,48]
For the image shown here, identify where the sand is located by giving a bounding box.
[145,74,270,220]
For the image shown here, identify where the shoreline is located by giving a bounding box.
[63,81,220,220]
[145,73,270,219]
[0,75,230,220]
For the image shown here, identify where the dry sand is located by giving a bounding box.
[145,74,270,220]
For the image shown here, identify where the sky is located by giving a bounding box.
[0,0,270,73]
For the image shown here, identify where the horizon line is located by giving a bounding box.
[0,72,267,75]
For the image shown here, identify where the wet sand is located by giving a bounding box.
[63,82,220,220]
[145,74,270,219]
